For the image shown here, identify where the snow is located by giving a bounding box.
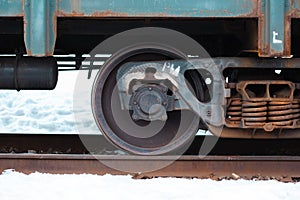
[0,170,299,200]
[0,71,77,133]
[0,71,99,134]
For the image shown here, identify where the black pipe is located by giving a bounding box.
[0,57,58,90]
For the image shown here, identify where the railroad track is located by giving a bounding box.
[1,134,300,182]
[2,134,300,155]
[1,154,300,182]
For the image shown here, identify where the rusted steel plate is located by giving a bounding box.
[0,0,258,18]
[56,0,258,18]
[0,154,300,181]
[258,0,286,57]
[0,0,299,58]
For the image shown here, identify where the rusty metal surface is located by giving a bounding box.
[56,0,259,18]
[0,133,300,180]
[0,0,259,18]
[23,0,57,56]
[258,0,300,57]
[219,126,300,139]
[289,0,300,17]
[236,81,294,101]
[211,57,300,70]
[1,0,300,57]
[0,154,299,181]
[225,80,300,133]
[2,133,300,179]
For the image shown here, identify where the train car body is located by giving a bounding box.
[1,0,300,154]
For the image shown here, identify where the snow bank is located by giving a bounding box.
[0,170,299,200]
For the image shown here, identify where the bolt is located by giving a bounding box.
[263,123,274,132]
[207,110,211,117]
[132,115,138,120]
[163,101,167,106]
[133,101,137,105]
[148,87,152,91]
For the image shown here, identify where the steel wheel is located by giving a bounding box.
[92,44,207,155]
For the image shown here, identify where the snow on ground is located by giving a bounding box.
[0,71,100,134]
[0,170,299,200]
[0,71,77,133]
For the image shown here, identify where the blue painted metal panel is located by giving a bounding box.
[24,0,56,56]
[0,0,23,16]
[260,0,285,56]
[0,0,257,18]
[269,0,285,54]
[0,0,258,56]
[57,0,257,17]
[0,0,296,57]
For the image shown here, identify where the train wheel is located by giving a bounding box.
[92,44,205,155]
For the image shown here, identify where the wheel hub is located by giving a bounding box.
[130,85,170,121]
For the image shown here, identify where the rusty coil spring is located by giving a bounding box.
[226,99,300,127]
[242,101,267,126]
[268,100,300,126]
[226,99,242,124]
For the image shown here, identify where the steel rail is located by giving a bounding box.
[0,154,300,182]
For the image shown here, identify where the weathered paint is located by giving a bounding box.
[0,0,298,57]
[0,0,23,16]
[289,0,300,17]
[0,0,258,18]
[292,0,300,13]
[259,0,286,57]
[57,0,257,17]
[24,0,56,56]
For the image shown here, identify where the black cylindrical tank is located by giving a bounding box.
[0,57,58,90]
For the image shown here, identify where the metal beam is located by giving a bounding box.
[57,0,257,17]
[0,0,258,18]
[0,0,298,57]
[259,0,286,57]
[23,0,56,56]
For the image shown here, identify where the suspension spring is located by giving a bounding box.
[268,100,300,126]
[242,101,267,126]
[226,98,300,129]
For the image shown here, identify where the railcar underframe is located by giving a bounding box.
[1,0,300,154]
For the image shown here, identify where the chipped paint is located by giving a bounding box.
[56,0,258,18]
[0,0,299,58]
[23,0,56,56]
